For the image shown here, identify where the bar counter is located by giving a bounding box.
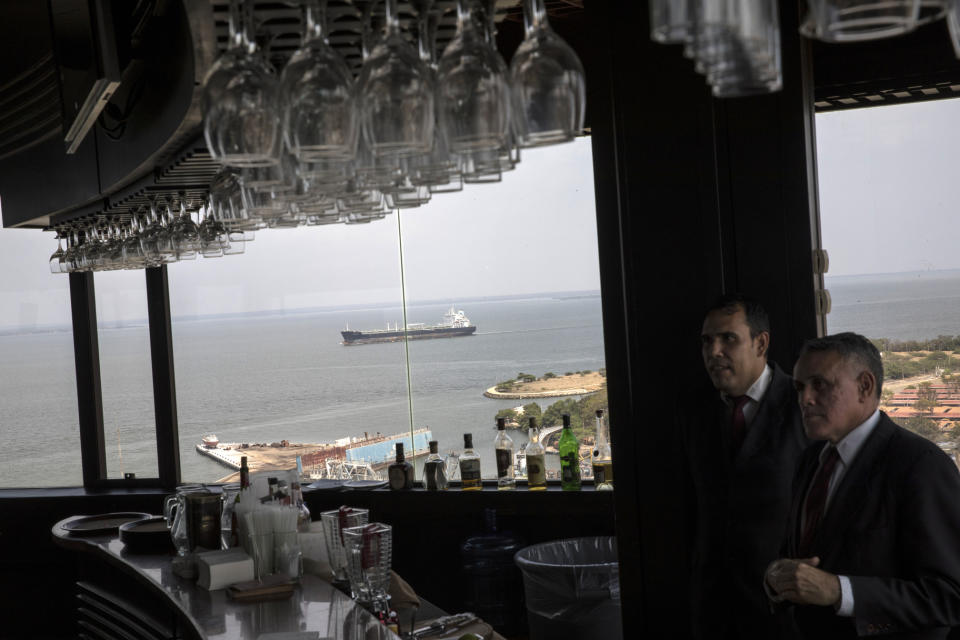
[52,516,398,640]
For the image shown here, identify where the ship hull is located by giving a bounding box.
[341,325,477,345]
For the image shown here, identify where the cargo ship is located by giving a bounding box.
[341,306,477,345]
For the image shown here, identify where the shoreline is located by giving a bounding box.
[484,370,605,399]
[483,386,599,399]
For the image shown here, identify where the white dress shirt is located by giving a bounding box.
[806,408,882,617]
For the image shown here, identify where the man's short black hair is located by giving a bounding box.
[705,293,771,339]
[798,332,884,398]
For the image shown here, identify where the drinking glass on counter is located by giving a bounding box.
[320,506,370,584]
[342,522,393,611]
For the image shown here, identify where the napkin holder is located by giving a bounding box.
[197,548,255,591]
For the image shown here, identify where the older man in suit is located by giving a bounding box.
[765,332,960,639]
[680,294,808,640]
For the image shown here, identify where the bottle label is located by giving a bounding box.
[496,449,512,478]
[424,461,446,490]
[460,459,481,482]
[527,454,546,484]
[561,453,580,483]
[388,466,409,490]
[593,464,605,485]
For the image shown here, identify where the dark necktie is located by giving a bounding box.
[798,446,841,556]
[729,395,750,455]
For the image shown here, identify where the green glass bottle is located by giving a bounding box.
[558,413,581,491]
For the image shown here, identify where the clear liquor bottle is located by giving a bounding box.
[525,417,547,491]
[494,417,515,490]
[292,480,312,532]
[558,413,581,491]
[423,440,448,490]
[460,433,482,491]
[592,409,614,490]
[388,442,415,490]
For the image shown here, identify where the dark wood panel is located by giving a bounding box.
[146,266,181,488]
[70,271,107,486]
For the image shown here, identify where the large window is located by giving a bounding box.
[170,137,607,485]
[95,270,158,479]
[818,99,960,453]
[0,138,607,488]
[0,223,82,487]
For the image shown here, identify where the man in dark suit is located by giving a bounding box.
[765,332,960,639]
[680,294,808,640]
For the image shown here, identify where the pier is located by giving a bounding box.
[195,442,330,480]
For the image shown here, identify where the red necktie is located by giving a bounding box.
[798,446,841,556]
[729,395,750,455]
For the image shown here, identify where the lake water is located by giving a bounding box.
[0,295,606,487]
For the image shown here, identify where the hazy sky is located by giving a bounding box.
[816,98,960,277]
[5,96,959,331]
[0,138,601,330]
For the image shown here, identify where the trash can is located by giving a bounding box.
[514,536,622,640]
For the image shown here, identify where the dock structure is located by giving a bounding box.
[195,442,329,476]
[196,429,434,481]
[195,444,243,470]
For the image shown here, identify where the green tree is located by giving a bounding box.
[906,382,940,442]
[544,372,557,379]
[542,398,580,428]
[902,416,940,441]
[914,381,938,420]
[495,407,520,424]
[521,402,542,422]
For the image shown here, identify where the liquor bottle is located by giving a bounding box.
[388,442,415,490]
[525,417,547,491]
[494,417,516,490]
[239,456,250,489]
[230,456,250,547]
[292,480,312,532]
[423,440,449,490]
[460,433,482,491]
[592,409,614,490]
[276,479,291,505]
[558,414,581,491]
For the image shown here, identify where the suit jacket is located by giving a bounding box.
[783,413,960,639]
[679,362,809,640]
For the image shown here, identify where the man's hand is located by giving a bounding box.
[764,557,841,606]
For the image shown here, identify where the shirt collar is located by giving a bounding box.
[822,408,881,467]
[721,363,773,406]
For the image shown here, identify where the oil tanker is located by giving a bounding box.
[341,306,477,345]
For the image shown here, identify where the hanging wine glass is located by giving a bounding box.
[407,0,462,193]
[281,0,358,163]
[509,0,585,148]
[171,197,200,261]
[106,219,126,270]
[49,230,65,274]
[139,200,166,267]
[202,0,282,167]
[122,212,147,270]
[198,204,228,258]
[438,0,511,154]
[358,0,435,158]
[63,227,81,273]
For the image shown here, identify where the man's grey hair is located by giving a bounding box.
[798,332,883,398]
